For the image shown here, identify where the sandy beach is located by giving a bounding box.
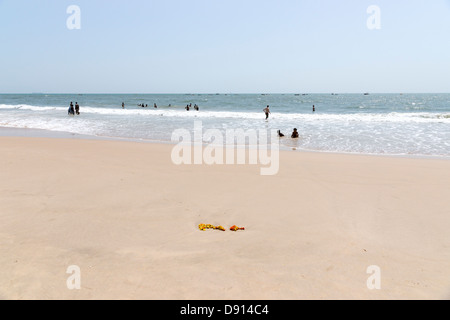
[0,136,449,300]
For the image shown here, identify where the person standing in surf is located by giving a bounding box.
[68,102,75,116]
[263,105,271,120]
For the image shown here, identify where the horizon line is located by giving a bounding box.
[1,92,449,95]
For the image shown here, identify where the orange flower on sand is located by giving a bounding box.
[230,225,245,232]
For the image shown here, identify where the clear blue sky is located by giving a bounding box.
[1,0,449,93]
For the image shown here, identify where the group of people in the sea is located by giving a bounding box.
[277,129,299,139]
[264,104,316,140]
[119,102,199,111]
[135,103,159,109]
[185,103,199,111]
[68,102,80,116]
[67,100,311,140]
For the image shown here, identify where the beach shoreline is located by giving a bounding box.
[1,135,449,300]
[1,125,449,161]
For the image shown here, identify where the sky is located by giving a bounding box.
[0,0,450,93]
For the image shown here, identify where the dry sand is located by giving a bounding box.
[0,137,449,300]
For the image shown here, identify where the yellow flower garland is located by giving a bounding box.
[199,224,226,232]
[199,224,245,232]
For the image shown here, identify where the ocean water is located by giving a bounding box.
[1,93,449,157]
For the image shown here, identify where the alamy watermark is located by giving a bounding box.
[171,121,280,176]
[367,5,381,30]
[66,5,81,30]
[66,265,81,290]
[367,265,381,290]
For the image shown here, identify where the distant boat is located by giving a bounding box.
[364,93,370,96]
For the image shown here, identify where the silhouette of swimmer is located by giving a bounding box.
[68,102,75,116]
[263,105,270,120]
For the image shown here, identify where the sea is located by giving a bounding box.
[1,93,449,158]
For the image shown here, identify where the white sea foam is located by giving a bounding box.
[1,104,449,124]
[0,104,65,112]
